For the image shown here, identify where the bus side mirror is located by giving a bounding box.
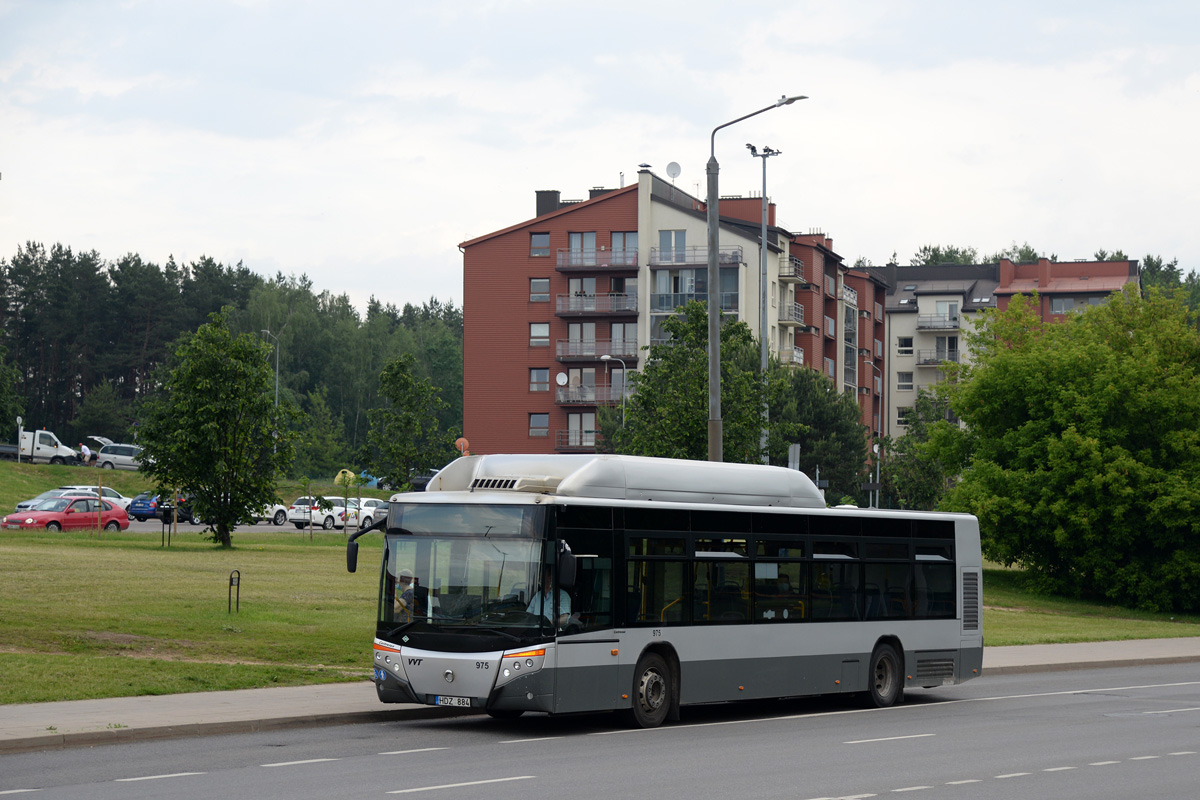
[347,541,358,573]
[558,544,576,590]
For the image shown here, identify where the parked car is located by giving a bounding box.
[287,496,348,530]
[157,496,194,524]
[253,503,289,526]
[58,485,132,512]
[341,497,388,529]
[93,442,143,471]
[128,492,158,522]
[1,496,129,532]
[15,488,91,513]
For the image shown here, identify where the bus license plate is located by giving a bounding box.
[436,695,471,707]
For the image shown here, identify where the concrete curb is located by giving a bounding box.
[982,653,1200,676]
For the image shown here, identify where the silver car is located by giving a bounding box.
[95,443,143,470]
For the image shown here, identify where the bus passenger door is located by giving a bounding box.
[553,551,619,713]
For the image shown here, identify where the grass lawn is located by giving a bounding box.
[2,462,1198,704]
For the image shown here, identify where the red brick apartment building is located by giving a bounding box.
[460,169,888,456]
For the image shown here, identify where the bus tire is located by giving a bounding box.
[486,709,524,720]
[623,652,671,728]
[865,642,903,708]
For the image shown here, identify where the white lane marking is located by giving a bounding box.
[379,747,449,755]
[1169,751,1197,755]
[114,772,206,782]
[1143,706,1200,714]
[499,736,564,743]
[387,776,534,794]
[260,758,340,767]
[1043,767,1076,772]
[891,787,931,792]
[846,733,935,744]
[945,780,981,785]
[0,791,42,795]
[995,772,1030,778]
[589,681,1200,735]
[1130,755,1161,760]
[1089,761,1121,765]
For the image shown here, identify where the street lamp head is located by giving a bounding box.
[600,354,612,362]
[746,143,758,155]
[777,94,807,106]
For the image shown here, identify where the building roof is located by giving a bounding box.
[993,275,1130,296]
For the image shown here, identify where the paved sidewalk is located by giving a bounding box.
[3,637,1199,754]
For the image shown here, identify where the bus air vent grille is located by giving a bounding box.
[961,571,980,631]
[916,658,955,679]
[471,476,562,493]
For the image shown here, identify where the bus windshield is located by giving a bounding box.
[380,503,554,634]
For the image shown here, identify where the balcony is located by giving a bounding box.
[779,346,805,366]
[556,293,638,316]
[556,248,639,272]
[916,314,960,330]
[556,338,640,361]
[778,302,805,326]
[555,384,632,405]
[916,349,960,366]
[650,292,739,313]
[778,256,805,283]
[648,245,743,266]
[555,429,600,451]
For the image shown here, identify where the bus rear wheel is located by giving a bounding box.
[623,652,671,728]
[865,643,903,708]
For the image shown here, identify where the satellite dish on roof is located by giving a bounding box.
[556,372,568,386]
[666,161,681,180]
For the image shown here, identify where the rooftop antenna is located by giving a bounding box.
[666,161,681,184]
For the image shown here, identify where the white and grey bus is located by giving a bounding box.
[346,454,983,728]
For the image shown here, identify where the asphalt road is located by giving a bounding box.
[3,663,1198,799]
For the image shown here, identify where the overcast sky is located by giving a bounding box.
[2,1,1196,313]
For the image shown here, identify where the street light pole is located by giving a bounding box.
[600,354,628,427]
[261,329,280,408]
[748,144,782,464]
[706,95,806,462]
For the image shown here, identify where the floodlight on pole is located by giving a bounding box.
[748,143,782,464]
[706,95,806,462]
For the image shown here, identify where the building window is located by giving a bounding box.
[530,233,550,257]
[659,230,687,263]
[875,338,883,358]
[897,407,913,427]
[529,413,549,437]
[530,278,549,302]
[897,336,913,356]
[897,372,914,391]
[611,231,638,266]
[875,302,883,319]
[530,368,549,392]
[569,232,597,266]
[530,323,550,347]
[824,357,836,378]
[1051,297,1075,314]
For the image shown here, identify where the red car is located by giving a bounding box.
[1,495,129,532]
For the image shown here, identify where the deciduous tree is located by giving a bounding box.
[139,313,297,547]
[942,290,1200,611]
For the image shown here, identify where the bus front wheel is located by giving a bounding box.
[865,643,903,708]
[623,652,671,728]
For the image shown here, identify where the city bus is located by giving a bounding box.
[346,453,983,728]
